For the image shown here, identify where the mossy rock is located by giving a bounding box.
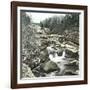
[43,61,59,73]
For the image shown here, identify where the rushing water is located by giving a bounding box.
[46,46,79,76]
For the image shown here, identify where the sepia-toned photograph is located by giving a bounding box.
[20,10,80,79]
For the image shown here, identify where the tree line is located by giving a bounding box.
[40,13,79,34]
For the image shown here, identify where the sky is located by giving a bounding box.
[26,12,66,23]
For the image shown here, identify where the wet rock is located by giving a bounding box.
[65,49,79,59]
[32,69,40,77]
[39,49,49,63]
[57,49,63,56]
[32,65,46,77]
[64,59,79,75]
[43,61,60,73]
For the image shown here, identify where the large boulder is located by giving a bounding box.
[43,61,60,73]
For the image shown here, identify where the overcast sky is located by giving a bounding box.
[26,12,65,23]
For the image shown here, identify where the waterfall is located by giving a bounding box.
[47,46,67,75]
[54,53,58,57]
[47,46,66,63]
[62,50,65,58]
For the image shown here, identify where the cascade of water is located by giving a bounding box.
[62,50,65,58]
[54,53,58,57]
[47,46,67,75]
[47,46,66,62]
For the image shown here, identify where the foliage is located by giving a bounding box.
[21,11,32,30]
[40,13,79,34]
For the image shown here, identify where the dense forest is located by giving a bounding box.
[40,13,79,34]
[21,11,79,78]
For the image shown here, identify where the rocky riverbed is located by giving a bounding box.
[21,25,79,78]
